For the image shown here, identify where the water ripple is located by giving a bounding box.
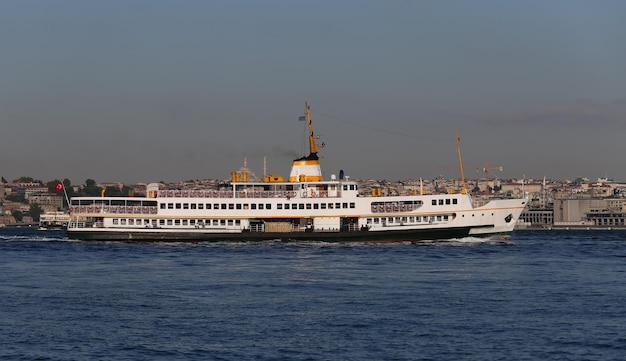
[1,229,625,360]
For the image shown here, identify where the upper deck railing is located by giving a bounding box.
[69,205,158,215]
[154,190,341,199]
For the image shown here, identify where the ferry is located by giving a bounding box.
[39,211,70,230]
[66,103,527,242]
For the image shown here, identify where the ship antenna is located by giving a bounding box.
[305,101,324,158]
[456,132,467,194]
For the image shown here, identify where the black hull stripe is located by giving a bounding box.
[66,226,507,242]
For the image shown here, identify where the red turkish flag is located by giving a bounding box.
[54,181,64,192]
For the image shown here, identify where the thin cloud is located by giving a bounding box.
[478,100,626,126]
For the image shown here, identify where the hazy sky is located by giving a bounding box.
[1,1,625,185]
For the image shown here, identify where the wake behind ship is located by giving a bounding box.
[67,103,527,242]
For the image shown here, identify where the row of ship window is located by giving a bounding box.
[111,218,242,227]
[108,216,450,228]
[366,215,450,224]
[160,202,357,210]
[432,198,458,206]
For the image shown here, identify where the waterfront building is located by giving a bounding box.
[520,209,554,228]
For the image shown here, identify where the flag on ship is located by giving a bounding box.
[54,181,64,192]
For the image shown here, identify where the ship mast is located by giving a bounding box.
[304,101,324,158]
[288,102,324,182]
[456,132,467,194]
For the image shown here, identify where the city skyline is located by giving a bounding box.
[1,1,625,184]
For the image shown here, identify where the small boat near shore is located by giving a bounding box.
[66,103,527,242]
[39,211,70,230]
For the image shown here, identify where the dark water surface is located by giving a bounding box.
[1,229,625,360]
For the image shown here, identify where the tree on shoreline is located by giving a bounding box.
[29,203,44,222]
[12,210,23,222]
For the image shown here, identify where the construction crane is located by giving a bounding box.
[440,161,503,180]
[438,134,504,194]
[480,161,503,182]
[440,160,503,193]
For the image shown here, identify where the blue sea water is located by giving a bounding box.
[1,229,625,361]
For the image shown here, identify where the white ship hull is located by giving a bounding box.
[67,189,526,242]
